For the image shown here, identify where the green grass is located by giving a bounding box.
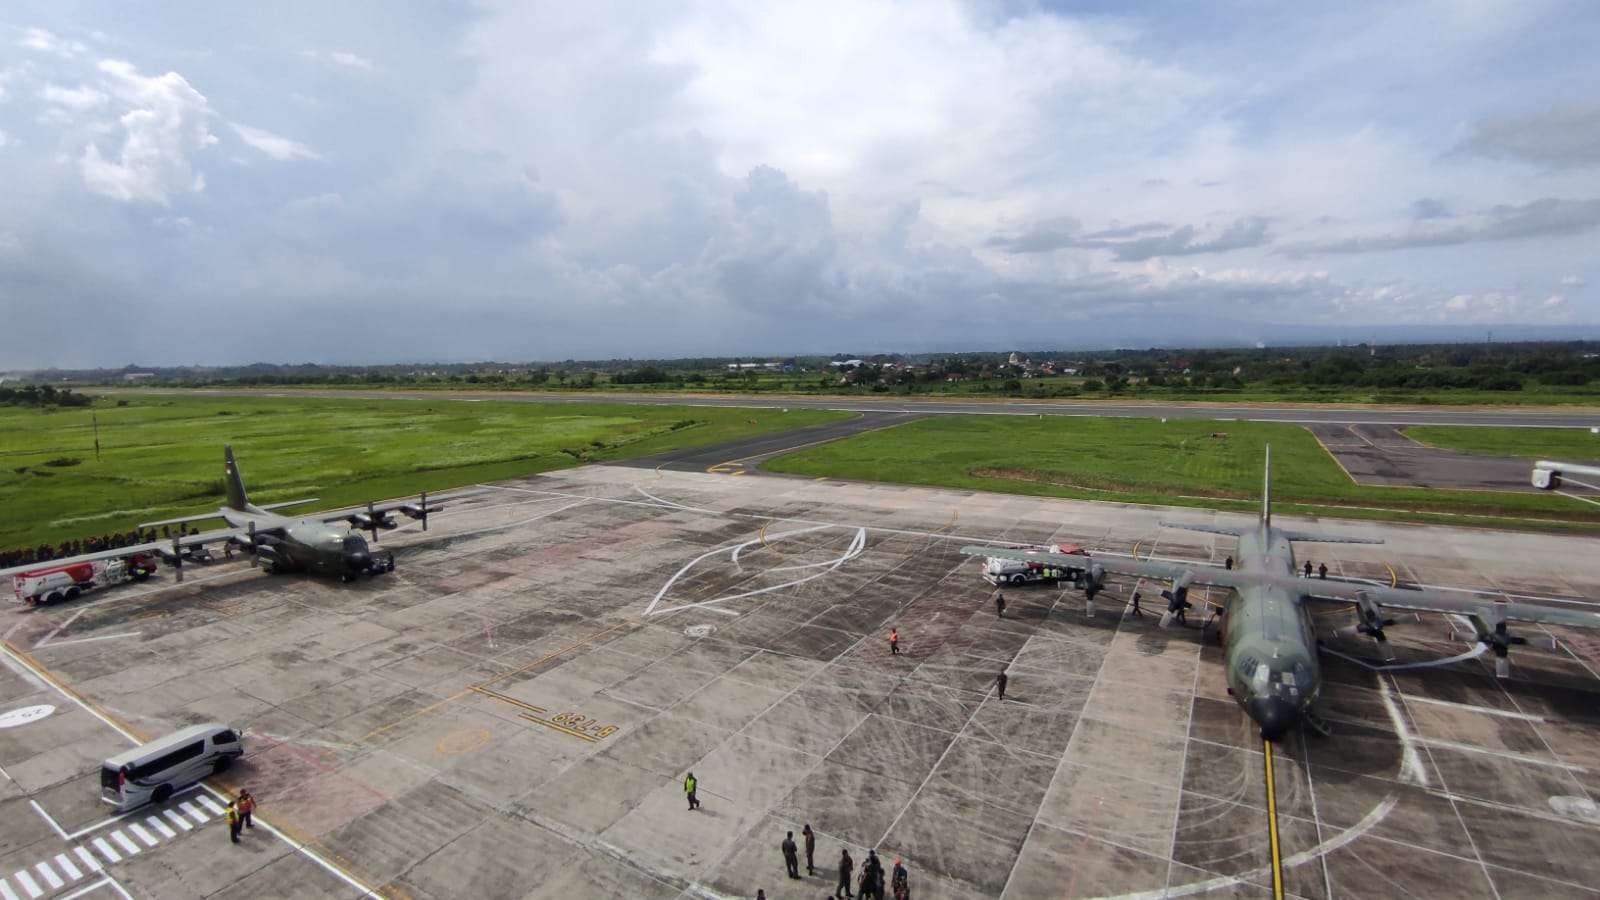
[765,416,1600,532]
[0,396,849,549]
[1404,426,1600,463]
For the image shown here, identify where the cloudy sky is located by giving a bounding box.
[3,1,1599,367]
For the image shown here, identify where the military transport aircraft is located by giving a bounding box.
[1,446,443,585]
[963,447,1600,740]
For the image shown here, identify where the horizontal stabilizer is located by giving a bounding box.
[258,497,319,512]
[1278,529,1383,545]
[1158,521,1243,537]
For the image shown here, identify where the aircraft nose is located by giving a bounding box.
[1248,695,1298,741]
[345,550,370,569]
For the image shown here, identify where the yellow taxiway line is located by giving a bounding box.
[1263,738,1285,900]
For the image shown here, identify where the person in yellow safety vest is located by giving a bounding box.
[226,800,242,844]
[684,771,699,810]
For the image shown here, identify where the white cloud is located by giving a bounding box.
[78,60,217,204]
[300,49,377,72]
[18,27,86,58]
[231,122,320,161]
[40,83,108,110]
[0,129,10,148]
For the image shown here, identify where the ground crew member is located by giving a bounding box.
[996,669,1008,701]
[1130,591,1143,616]
[892,859,909,900]
[861,850,884,899]
[1318,563,1328,580]
[685,771,699,810]
[803,823,817,875]
[1224,555,1233,569]
[226,800,242,844]
[995,591,1006,618]
[237,789,255,828]
[838,848,855,898]
[1304,560,1313,578]
[782,831,801,879]
[889,628,900,656]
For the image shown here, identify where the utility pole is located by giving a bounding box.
[92,413,101,461]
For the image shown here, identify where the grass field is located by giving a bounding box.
[1404,426,1600,462]
[764,416,1600,531]
[0,396,849,550]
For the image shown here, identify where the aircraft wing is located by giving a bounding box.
[313,493,455,526]
[1302,579,1600,631]
[0,528,249,580]
[1275,529,1384,545]
[960,545,1250,591]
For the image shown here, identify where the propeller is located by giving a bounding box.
[350,501,398,541]
[1467,604,1555,678]
[1334,592,1397,661]
[1078,563,1105,618]
[1158,572,1194,629]
[398,491,442,531]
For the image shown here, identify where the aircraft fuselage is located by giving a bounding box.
[220,507,373,578]
[1220,523,1322,739]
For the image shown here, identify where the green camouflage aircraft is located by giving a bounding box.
[964,447,1600,740]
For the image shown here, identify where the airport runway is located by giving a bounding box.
[110,386,1600,428]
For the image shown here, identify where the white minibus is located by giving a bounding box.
[100,723,243,811]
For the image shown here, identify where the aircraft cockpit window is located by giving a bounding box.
[1238,657,1258,679]
[1291,661,1313,688]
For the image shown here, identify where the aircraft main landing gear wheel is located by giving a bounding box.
[153,784,172,804]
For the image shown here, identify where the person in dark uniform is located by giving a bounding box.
[1303,560,1313,578]
[1224,555,1233,570]
[995,591,1006,619]
[782,831,800,879]
[803,824,817,875]
[996,669,1008,701]
[838,848,855,898]
[1318,563,1328,580]
[862,850,884,900]
[1130,591,1143,616]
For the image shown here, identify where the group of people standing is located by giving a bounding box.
[768,834,909,899]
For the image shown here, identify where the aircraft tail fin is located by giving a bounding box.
[224,445,250,511]
[1262,444,1272,527]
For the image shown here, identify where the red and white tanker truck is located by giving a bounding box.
[12,554,158,605]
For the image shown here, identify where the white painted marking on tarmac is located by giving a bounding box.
[0,879,16,900]
[33,609,87,649]
[0,704,55,729]
[146,815,176,839]
[53,854,81,882]
[632,484,712,513]
[163,809,192,831]
[650,527,866,617]
[10,871,40,899]
[1378,677,1430,788]
[196,794,225,815]
[90,837,120,863]
[71,848,99,873]
[59,878,128,900]
[1099,794,1399,899]
[127,822,157,846]
[1323,641,1488,672]
[27,801,68,839]
[32,633,142,649]
[32,862,62,891]
[109,830,138,855]
[1403,694,1544,721]
[645,524,832,615]
[1414,736,1588,771]
[179,800,208,824]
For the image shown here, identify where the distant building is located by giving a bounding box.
[122,372,157,382]
[828,359,865,368]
